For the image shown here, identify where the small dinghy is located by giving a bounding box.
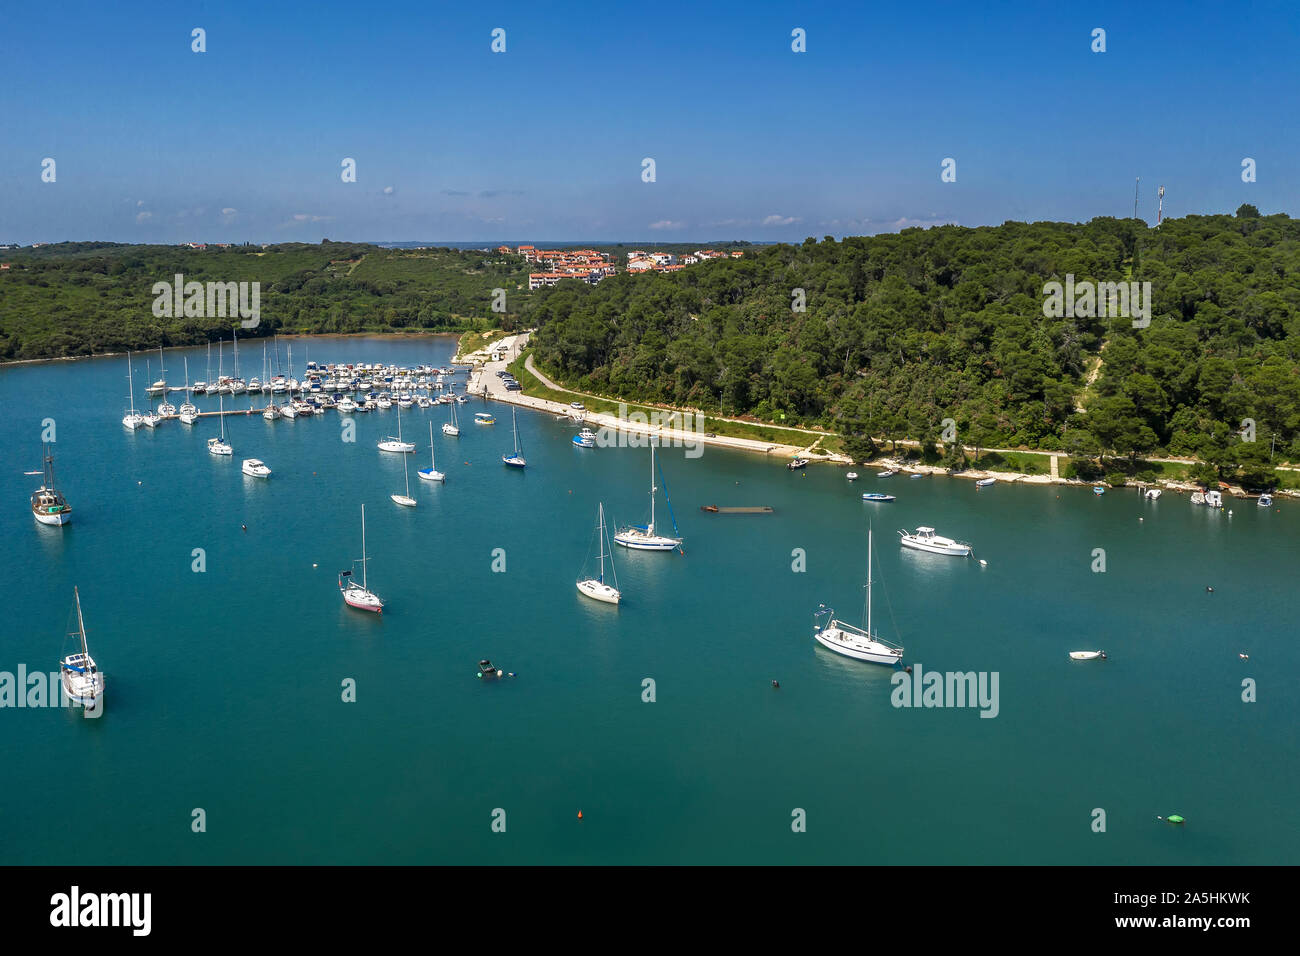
[877,469,898,478]
[846,472,858,481]
[1093,485,1105,495]
[1145,488,1162,499]
[975,477,996,487]
[1258,493,1273,507]
[787,458,809,470]
[1069,650,1107,661]
[861,493,896,502]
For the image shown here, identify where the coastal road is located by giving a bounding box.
[468,334,831,461]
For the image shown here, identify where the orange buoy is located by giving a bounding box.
[577,810,583,820]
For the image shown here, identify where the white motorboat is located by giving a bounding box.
[60,587,104,712]
[1205,490,1224,508]
[898,526,972,556]
[1144,488,1162,499]
[241,458,272,478]
[877,469,898,478]
[378,403,415,453]
[572,427,597,448]
[614,441,682,551]
[340,504,383,613]
[280,400,298,419]
[813,528,904,665]
[502,408,526,467]
[337,396,357,413]
[846,472,858,481]
[1190,491,1206,505]
[30,445,72,527]
[418,423,444,482]
[577,502,621,605]
[1258,493,1273,507]
[1068,650,1107,661]
[975,477,996,487]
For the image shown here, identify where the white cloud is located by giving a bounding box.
[648,220,685,230]
[383,186,394,195]
[292,213,331,223]
[135,211,152,224]
[220,208,238,224]
[761,214,801,227]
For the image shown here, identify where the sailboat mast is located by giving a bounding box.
[74,587,88,659]
[649,443,657,532]
[867,527,873,637]
[184,356,190,400]
[361,504,368,590]
[598,503,606,581]
[127,353,135,414]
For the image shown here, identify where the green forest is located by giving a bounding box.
[525,208,1300,487]
[0,241,533,359]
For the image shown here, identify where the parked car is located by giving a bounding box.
[570,402,585,410]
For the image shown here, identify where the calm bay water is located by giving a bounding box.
[3,335,1297,864]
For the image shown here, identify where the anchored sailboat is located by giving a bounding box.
[122,353,144,430]
[207,393,232,455]
[179,356,199,424]
[502,407,526,467]
[31,444,72,527]
[378,402,415,453]
[60,587,104,710]
[392,451,417,507]
[442,398,460,436]
[418,422,445,482]
[614,441,682,551]
[340,504,384,612]
[813,527,904,665]
[577,502,620,604]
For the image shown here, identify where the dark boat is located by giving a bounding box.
[700,505,774,514]
[477,659,504,679]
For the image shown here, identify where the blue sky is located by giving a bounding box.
[2,0,1297,244]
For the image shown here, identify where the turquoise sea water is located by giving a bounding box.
[3,335,1297,864]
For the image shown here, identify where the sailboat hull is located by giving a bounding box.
[34,510,71,527]
[613,530,679,550]
[342,590,384,613]
[391,494,417,508]
[577,579,620,604]
[417,469,445,482]
[813,625,903,665]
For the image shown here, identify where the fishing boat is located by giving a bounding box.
[577,502,621,605]
[418,423,444,482]
[877,469,898,478]
[502,408,526,468]
[474,411,496,426]
[861,493,896,502]
[974,477,996,487]
[378,403,415,453]
[392,452,417,507]
[1258,493,1273,507]
[207,393,232,456]
[1068,650,1107,661]
[573,428,597,448]
[813,528,904,666]
[30,445,72,526]
[788,458,809,470]
[340,504,384,612]
[241,458,272,478]
[1205,490,1224,508]
[1093,485,1105,495]
[60,587,104,710]
[614,442,683,551]
[846,472,858,481]
[898,526,972,556]
[442,400,461,436]
[1144,488,1162,499]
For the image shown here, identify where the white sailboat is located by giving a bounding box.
[139,359,163,427]
[442,398,460,436]
[577,502,621,604]
[340,504,384,613]
[392,452,417,507]
[156,347,176,416]
[122,353,144,430]
[502,407,526,467]
[378,402,415,453]
[179,355,199,423]
[207,393,232,456]
[613,441,682,551]
[60,587,104,711]
[813,527,904,665]
[418,422,445,482]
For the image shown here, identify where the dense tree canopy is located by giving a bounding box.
[525,214,1300,471]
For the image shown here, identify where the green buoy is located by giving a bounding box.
[1157,814,1185,825]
